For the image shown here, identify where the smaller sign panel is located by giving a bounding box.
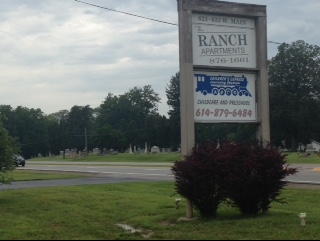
[192,13,256,68]
[194,71,256,123]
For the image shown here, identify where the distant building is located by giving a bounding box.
[311,140,320,152]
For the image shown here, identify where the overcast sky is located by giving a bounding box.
[1,0,319,117]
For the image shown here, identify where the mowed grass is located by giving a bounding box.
[10,170,90,181]
[4,153,320,239]
[0,181,318,240]
[285,152,320,164]
[9,150,319,239]
[31,152,182,163]
[29,151,320,164]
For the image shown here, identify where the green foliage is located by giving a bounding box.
[172,141,298,218]
[0,82,172,158]
[92,124,127,151]
[0,105,50,158]
[269,40,320,150]
[166,72,180,119]
[94,85,168,150]
[165,72,181,151]
[0,121,19,184]
[65,105,94,152]
[125,85,161,115]
[195,123,256,144]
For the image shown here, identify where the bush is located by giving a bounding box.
[171,141,298,218]
[171,142,230,218]
[225,142,298,216]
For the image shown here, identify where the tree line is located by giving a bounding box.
[1,40,320,159]
[0,85,179,159]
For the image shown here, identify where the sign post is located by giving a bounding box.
[177,0,269,219]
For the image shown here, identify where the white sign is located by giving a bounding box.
[194,71,257,123]
[192,13,256,68]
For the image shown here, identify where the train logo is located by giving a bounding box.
[195,74,252,97]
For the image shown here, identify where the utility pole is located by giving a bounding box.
[85,127,88,156]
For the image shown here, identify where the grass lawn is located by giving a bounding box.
[10,170,91,181]
[4,154,320,240]
[28,151,320,164]
[284,152,320,164]
[0,181,318,240]
[30,152,182,163]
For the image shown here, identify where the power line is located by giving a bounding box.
[74,0,178,26]
[74,0,283,45]
[268,41,282,45]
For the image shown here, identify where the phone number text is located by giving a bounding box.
[196,109,253,118]
[209,57,249,64]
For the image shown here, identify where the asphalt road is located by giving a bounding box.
[1,161,319,191]
[0,161,174,191]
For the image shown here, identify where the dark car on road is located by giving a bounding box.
[13,155,25,167]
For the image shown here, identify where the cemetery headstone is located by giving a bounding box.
[151,146,160,154]
[305,144,315,156]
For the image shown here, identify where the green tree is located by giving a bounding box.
[166,72,180,119]
[125,85,160,116]
[15,107,49,158]
[145,114,171,149]
[268,40,320,150]
[65,105,94,152]
[0,121,19,184]
[0,106,49,158]
[48,110,69,154]
[48,110,69,123]
[165,72,181,150]
[95,86,163,150]
[195,123,256,145]
[0,105,16,135]
[91,124,126,152]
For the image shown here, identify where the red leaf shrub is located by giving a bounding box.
[172,141,298,218]
[224,142,298,215]
[171,142,230,218]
